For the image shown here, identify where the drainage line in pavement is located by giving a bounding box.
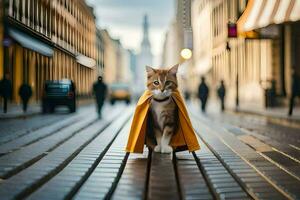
[193,129,256,200]
[104,152,130,200]
[194,120,294,200]
[0,118,80,157]
[190,109,294,200]
[14,117,118,200]
[2,116,99,179]
[0,115,75,145]
[192,152,219,200]
[172,152,184,200]
[144,148,152,200]
[68,113,132,200]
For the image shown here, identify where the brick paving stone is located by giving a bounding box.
[192,136,252,200]
[0,114,70,144]
[147,152,180,200]
[27,109,132,200]
[0,107,126,200]
[111,149,149,200]
[0,112,83,155]
[0,113,98,178]
[190,112,291,200]
[262,151,300,179]
[175,151,214,200]
[73,121,131,200]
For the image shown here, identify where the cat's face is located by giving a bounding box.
[146,64,178,100]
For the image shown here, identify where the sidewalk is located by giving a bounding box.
[0,103,41,119]
[190,99,300,126]
[236,104,300,122]
[0,98,94,120]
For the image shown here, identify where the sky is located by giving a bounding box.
[86,0,175,65]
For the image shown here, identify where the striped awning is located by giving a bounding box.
[238,0,300,33]
[8,28,54,57]
[76,54,96,69]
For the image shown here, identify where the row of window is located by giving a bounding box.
[211,1,227,40]
[7,0,96,58]
[212,39,272,88]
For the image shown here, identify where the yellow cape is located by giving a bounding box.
[126,89,200,153]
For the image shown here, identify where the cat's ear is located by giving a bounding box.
[146,65,156,73]
[168,64,179,75]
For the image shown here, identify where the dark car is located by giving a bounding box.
[109,83,131,105]
[42,79,76,113]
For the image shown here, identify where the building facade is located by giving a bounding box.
[191,0,300,109]
[96,28,104,77]
[191,0,278,109]
[101,29,131,85]
[161,0,193,93]
[101,29,117,85]
[0,0,97,103]
[238,0,300,106]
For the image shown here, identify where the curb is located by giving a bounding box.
[0,98,95,120]
[229,109,300,129]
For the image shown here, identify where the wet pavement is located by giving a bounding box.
[0,103,299,199]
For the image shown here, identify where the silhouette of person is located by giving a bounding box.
[19,83,33,112]
[217,80,226,112]
[0,74,12,113]
[198,76,209,112]
[93,76,107,118]
[288,71,300,116]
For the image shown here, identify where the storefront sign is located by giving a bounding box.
[228,23,237,38]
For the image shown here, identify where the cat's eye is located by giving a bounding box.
[166,81,172,85]
[153,81,159,85]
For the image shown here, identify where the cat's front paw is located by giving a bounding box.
[154,145,161,152]
[161,145,173,153]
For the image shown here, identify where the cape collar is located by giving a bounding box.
[152,96,170,102]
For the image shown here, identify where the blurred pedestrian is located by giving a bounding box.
[198,76,209,112]
[18,83,32,112]
[0,74,12,113]
[288,71,300,116]
[217,80,226,112]
[93,76,107,118]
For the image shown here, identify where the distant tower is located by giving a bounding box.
[141,15,151,52]
[135,14,153,96]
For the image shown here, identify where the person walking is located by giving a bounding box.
[217,80,226,112]
[198,76,209,112]
[93,76,107,118]
[18,83,33,113]
[288,71,300,116]
[0,74,12,113]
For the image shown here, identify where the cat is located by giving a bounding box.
[146,64,179,153]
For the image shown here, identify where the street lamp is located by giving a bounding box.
[180,48,192,60]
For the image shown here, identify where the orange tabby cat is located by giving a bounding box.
[146,64,179,153]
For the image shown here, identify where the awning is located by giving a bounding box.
[76,54,96,69]
[238,0,300,33]
[8,28,54,57]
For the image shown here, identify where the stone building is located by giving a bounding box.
[100,29,131,85]
[238,0,300,106]
[95,28,104,77]
[0,0,97,102]
[161,0,193,93]
[191,0,300,109]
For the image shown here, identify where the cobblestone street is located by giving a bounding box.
[0,103,299,199]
